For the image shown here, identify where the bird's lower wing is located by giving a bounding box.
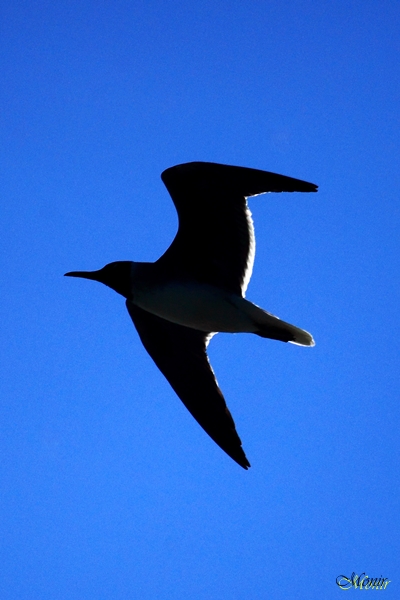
[126,300,250,469]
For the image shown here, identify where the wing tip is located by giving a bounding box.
[161,162,318,196]
[231,449,251,470]
[281,181,318,193]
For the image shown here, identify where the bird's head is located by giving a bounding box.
[65,261,132,298]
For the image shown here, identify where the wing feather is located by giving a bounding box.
[126,300,250,469]
[158,162,317,295]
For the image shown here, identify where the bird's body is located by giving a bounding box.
[66,161,317,469]
[131,275,254,333]
[129,269,313,343]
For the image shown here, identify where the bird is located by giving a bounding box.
[65,161,317,469]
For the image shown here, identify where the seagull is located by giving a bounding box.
[65,161,317,469]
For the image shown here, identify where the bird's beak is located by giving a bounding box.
[64,270,101,281]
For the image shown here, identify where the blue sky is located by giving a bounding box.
[1,1,399,598]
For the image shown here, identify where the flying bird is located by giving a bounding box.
[65,161,317,469]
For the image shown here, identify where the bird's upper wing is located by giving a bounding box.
[158,162,318,296]
[126,300,250,469]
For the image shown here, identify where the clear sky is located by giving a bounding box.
[1,1,399,598]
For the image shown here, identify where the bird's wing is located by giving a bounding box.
[158,162,318,295]
[126,300,250,469]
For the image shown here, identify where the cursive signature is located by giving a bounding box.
[336,573,390,590]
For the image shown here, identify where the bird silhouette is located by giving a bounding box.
[65,161,317,469]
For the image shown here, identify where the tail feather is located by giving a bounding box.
[251,306,315,347]
[226,295,315,346]
[255,321,315,346]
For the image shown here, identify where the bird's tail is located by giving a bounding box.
[255,316,315,346]
[241,300,315,346]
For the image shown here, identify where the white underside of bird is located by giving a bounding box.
[130,278,314,346]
